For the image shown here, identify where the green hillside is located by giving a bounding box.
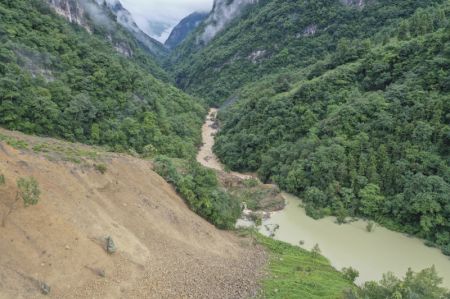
[170,0,447,104]
[211,2,450,253]
[0,0,205,159]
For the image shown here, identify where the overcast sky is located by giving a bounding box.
[120,0,214,43]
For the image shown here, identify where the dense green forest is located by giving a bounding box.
[211,2,450,253]
[0,0,205,158]
[169,0,448,104]
[154,156,241,229]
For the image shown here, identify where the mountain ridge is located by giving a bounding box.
[169,0,445,103]
[165,12,208,50]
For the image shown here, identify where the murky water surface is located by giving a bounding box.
[260,194,450,287]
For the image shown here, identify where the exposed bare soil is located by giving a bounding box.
[0,128,266,299]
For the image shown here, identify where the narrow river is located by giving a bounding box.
[197,109,450,288]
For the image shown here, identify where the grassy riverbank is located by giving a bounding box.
[246,230,450,299]
[239,231,355,298]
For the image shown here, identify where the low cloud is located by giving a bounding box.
[119,0,214,42]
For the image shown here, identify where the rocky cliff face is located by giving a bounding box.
[47,0,167,57]
[47,0,135,56]
[47,0,91,31]
[165,12,208,50]
[200,0,258,44]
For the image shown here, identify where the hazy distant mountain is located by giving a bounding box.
[145,20,173,43]
[99,0,168,57]
[165,12,208,49]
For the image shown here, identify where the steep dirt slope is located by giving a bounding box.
[0,129,266,299]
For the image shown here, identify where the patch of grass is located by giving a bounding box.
[65,155,82,164]
[1,134,102,165]
[32,143,50,153]
[0,134,29,150]
[32,141,101,164]
[253,233,354,299]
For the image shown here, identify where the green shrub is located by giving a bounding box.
[94,164,107,174]
[154,156,240,229]
[342,267,359,283]
[250,213,263,226]
[336,206,348,224]
[243,178,259,188]
[154,156,180,183]
[17,177,40,207]
[304,204,325,220]
[366,221,375,232]
[0,174,5,186]
[442,244,450,256]
[142,144,158,158]
[424,240,435,247]
[311,243,321,258]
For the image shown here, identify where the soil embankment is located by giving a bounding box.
[0,128,266,298]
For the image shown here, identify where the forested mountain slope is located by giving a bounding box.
[0,0,205,159]
[165,12,208,50]
[213,2,450,253]
[170,0,447,104]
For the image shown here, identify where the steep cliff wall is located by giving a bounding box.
[200,0,258,44]
[47,0,91,30]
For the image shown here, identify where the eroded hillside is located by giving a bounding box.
[0,129,266,298]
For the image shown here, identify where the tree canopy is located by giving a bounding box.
[0,0,206,159]
[203,1,450,253]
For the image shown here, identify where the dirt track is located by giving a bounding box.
[0,129,266,298]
